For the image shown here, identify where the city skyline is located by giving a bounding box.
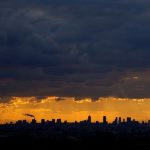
[3,114,150,125]
[1,96,150,124]
[7,115,145,125]
[2,113,150,149]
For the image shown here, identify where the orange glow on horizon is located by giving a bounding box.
[0,97,150,124]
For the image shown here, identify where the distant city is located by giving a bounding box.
[1,115,150,148]
[1,115,150,125]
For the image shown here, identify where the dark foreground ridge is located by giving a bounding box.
[1,116,150,149]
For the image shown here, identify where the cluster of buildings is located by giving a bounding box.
[11,115,149,126]
[1,115,150,142]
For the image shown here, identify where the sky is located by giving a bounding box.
[0,97,150,123]
[0,0,150,122]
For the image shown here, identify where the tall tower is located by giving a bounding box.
[103,116,107,124]
[87,115,92,123]
[119,117,122,124]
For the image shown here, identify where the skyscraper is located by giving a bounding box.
[103,116,107,124]
[87,115,92,123]
[41,119,45,124]
[119,117,122,124]
[127,117,131,123]
[52,119,55,124]
[57,119,61,124]
[31,119,36,124]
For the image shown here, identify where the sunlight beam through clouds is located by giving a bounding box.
[0,96,150,124]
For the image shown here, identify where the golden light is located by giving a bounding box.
[0,97,150,124]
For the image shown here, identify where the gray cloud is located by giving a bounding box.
[0,0,150,101]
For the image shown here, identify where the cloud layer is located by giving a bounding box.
[0,0,150,100]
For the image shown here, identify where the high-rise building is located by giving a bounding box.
[75,121,78,124]
[23,120,27,124]
[115,117,118,124]
[64,120,67,124]
[41,119,45,124]
[31,119,36,124]
[123,119,125,123]
[127,117,131,123]
[57,119,61,124]
[87,115,92,123]
[103,116,107,124]
[52,119,55,123]
[119,117,121,124]
[16,120,23,125]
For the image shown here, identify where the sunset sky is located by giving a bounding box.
[1,97,150,123]
[0,0,150,123]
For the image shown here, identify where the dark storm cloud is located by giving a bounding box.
[0,0,150,101]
